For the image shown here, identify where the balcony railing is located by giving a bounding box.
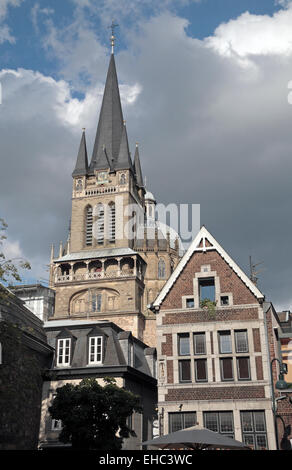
[55,269,141,283]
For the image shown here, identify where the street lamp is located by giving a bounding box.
[270,358,289,449]
[273,359,288,390]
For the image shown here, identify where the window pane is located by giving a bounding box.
[186,298,194,308]
[178,334,190,356]
[204,412,219,432]
[194,333,206,355]
[241,412,253,432]
[199,278,215,302]
[220,296,229,306]
[221,358,233,380]
[184,412,197,429]
[237,357,250,380]
[179,360,191,382]
[169,412,197,433]
[219,412,233,433]
[256,435,267,449]
[219,331,232,353]
[195,359,207,382]
[235,331,248,353]
[169,413,183,432]
[254,412,266,432]
[244,434,255,448]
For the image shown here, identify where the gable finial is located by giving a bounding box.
[109,19,119,54]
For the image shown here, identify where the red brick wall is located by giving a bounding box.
[167,360,174,384]
[161,250,258,310]
[165,386,266,401]
[253,328,261,352]
[162,308,259,325]
[255,356,264,380]
[161,334,173,356]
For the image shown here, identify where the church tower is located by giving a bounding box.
[49,36,180,346]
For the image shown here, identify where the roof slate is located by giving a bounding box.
[89,54,124,173]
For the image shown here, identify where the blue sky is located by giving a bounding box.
[1,0,285,79]
[1,0,292,309]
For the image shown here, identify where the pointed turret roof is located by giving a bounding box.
[89,53,124,172]
[115,122,133,171]
[133,143,144,188]
[72,129,88,177]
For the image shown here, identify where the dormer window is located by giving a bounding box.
[57,338,71,367]
[88,336,103,365]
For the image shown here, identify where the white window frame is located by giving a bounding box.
[88,336,103,365]
[51,419,62,431]
[57,338,71,367]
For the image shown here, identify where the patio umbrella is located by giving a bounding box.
[142,425,249,450]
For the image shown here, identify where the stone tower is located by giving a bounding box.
[49,48,180,347]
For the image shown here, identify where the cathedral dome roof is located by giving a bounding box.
[145,191,156,202]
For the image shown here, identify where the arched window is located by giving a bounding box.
[108,202,116,243]
[97,203,104,245]
[91,291,102,312]
[120,174,126,185]
[158,258,166,279]
[85,206,93,246]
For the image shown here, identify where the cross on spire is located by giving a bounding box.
[109,20,119,54]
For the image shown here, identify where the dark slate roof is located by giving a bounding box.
[89,54,124,173]
[115,122,133,171]
[72,130,89,177]
[133,144,144,188]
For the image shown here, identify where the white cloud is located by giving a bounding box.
[2,239,23,260]
[0,0,24,43]
[31,2,54,34]
[2,7,292,306]
[205,6,292,59]
[0,0,23,19]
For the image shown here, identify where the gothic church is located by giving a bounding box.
[48,48,180,347]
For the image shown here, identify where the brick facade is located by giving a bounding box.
[155,227,278,450]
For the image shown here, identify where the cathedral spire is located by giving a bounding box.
[115,121,133,171]
[89,53,124,173]
[72,128,88,177]
[133,143,144,188]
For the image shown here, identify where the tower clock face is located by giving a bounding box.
[97,172,108,183]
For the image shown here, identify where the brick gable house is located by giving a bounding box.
[151,226,280,450]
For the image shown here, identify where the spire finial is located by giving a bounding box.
[109,20,119,54]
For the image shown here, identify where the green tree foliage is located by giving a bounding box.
[49,377,142,450]
[0,218,31,297]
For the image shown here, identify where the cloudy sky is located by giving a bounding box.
[1,0,292,310]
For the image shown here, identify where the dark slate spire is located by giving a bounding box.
[89,53,124,172]
[133,143,144,188]
[72,129,88,177]
[115,121,133,171]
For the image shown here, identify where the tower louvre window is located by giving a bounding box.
[97,203,104,245]
[108,202,116,243]
[158,258,166,279]
[85,206,93,246]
